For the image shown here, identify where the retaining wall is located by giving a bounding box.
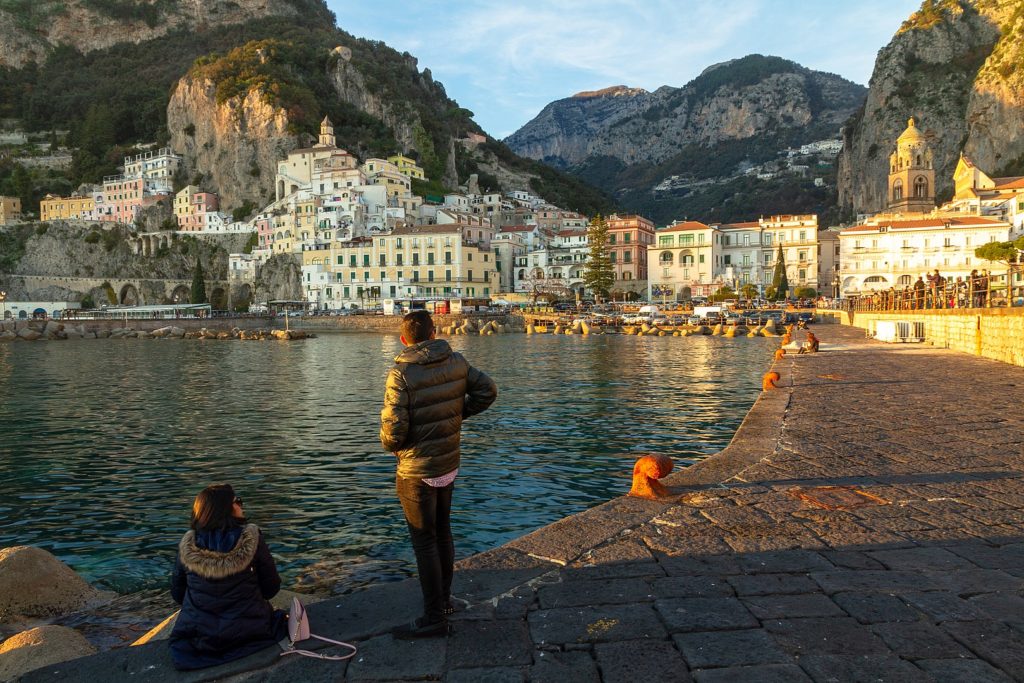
[1,316,274,334]
[294,314,517,333]
[817,307,1024,368]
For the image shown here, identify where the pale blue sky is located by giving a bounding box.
[327,0,921,138]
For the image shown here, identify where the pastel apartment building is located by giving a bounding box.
[174,186,220,231]
[387,154,426,180]
[0,196,23,225]
[301,223,499,309]
[40,194,95,221]
[607,213,655,294]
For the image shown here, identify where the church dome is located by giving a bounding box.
[897,117,924,143]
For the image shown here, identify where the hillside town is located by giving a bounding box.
[2,117,1022,317]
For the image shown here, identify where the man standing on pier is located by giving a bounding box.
[380,310,498,638]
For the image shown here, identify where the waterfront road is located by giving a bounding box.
[23,325,1024,682]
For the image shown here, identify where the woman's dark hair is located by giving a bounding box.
[190,484,243,531]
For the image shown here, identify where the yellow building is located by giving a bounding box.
[387,154,426,181]
[306,224,499,307]
[371,169,412,200]
[40,194,95,222]
[0,196,22,225]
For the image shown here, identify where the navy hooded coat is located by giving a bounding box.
[169,523,286,670]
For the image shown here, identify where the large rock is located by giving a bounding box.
[0,625,96,681]
[0,330,16,342]
[168,73,298,210]
[0,546,98,620]
[15,328,41,341]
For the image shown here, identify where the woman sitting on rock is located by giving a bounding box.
[169,484,288,670]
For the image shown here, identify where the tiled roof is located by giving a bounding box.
[991,177,1024,190]
[721,221,760,229]
[840,216,1005,233]
[391,224,467,235]
[499,225,537,232]
[659,221,710,233]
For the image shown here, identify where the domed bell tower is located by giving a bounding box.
[888,117,935,213]
[317,116,336,148]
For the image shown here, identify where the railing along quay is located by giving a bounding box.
[831,271,1024,313]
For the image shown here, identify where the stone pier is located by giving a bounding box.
[18,325,1024,682]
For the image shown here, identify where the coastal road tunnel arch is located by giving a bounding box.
[210,287,228,311]
[170,285,191,303]
[119,283,140,306]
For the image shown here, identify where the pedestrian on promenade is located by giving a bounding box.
[981,269,991,307]
[797,330,819,354]
[381,310,498,639]
[955,276,967,308]
[913,276,926,310]
[169,484,287,670]
[970,269,981,307]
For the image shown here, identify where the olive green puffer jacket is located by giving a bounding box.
[380,339,498,479]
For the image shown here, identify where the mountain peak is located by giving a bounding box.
[572,86,648,99]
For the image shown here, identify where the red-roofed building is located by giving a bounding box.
[606,213,655,295]
[838,214,1011,295]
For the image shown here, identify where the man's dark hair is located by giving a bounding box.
[401,310,435,344]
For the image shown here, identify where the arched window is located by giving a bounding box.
[893,179,903,201]
[916,155,922,166]
[897,275,912,286]
[518,269,525,280]
[914,176,928,198]
[659,251,673,265]
[682,254,695,266]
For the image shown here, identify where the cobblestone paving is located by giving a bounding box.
[23,326,1024,682]
[434,328,1024,682]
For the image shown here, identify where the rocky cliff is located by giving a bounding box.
[0,221,240,302]
[168,75,297,211]
[507,56,866,169]
[837,0,1024,214]
[0,0,319,68]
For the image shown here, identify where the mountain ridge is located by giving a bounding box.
[505,53,866,224]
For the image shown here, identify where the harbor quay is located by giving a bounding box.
[16,324,1024,682]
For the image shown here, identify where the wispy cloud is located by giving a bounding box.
[329,0,919,137]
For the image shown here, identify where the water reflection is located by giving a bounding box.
[0,333,773,594]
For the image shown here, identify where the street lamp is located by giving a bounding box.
[0,290,6,321]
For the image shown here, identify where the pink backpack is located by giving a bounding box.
[279,597,357,661]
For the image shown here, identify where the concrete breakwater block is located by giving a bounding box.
[0,546,100,621]
[0,625,97,681]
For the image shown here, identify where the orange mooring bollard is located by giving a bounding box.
[774,348,786,361]
[629,454,674,499]
[762,371,781,391]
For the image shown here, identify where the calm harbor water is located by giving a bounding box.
[0,332,774,596]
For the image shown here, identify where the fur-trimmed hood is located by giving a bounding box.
[179,524,260,579]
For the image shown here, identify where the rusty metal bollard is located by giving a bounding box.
[629,454,674,500]
[762,371,780,391]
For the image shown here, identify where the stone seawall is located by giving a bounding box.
[817,307,1024,367]
[294,314,517,334]
[1,316,275,334]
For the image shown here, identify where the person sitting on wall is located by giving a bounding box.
[797,331,819,354]
[169,484,287,670]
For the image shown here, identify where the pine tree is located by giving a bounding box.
[191,260,208,304]
[583,214,614,302]
[770,244,789,302]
